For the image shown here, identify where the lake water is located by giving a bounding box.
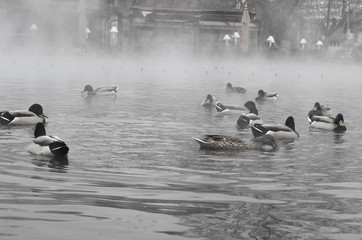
[0,54,362,240]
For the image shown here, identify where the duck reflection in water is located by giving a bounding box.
[334,133,345,144]
[31,156,69,170]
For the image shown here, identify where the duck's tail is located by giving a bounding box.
[236,115,250,129]
[215,103,227,112]
[49,141,69,156]
[251,124,267,137]
[0,111,14,125]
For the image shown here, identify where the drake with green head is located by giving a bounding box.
[252,116,299,141]
[27,123,69,156]
[236,101,263,129]
[308,102,332,122]
[310,113,346,133]
[255,89,278,102]
[0,103,47,125]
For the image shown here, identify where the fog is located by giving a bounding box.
[1,0,360,65]
[2,2,362,240]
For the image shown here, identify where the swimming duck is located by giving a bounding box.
[255,90,278,102]
[214,102,246,117]
[0,104,47,125]
[251,116,299,140]
[201,94,246,112]
[236,101,263,129]
[309,113,346,132]
[81,84,118,96]
[225,83,247,94]
[27,123,69,156]
[194,134,278,151]
[308,102,332,122]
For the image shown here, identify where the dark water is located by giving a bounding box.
[0,54,362,240]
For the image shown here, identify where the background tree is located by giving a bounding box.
[246,0,302,48]
[130,0,362,48]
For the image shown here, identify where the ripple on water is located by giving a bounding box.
[1,57,362,239]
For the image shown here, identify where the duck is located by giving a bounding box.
[225,83,247,94]
[201,94,247,112]
[309,113,346,132]
[0,103,47,125]
[194,134,278,151]
[255,90,278,102]
[251,116,299,140]
[27,123,69,156]
[214,102,246,117]
[308,102,332,122]
[81,84,118,96]
[236,101,263,129]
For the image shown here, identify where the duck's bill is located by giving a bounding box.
[339,120,344,126]
[41,113,48,118]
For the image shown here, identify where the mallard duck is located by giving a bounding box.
[214,102,246,117]
[0,104,47,125]
[236,101,263,129]
[309,113,346,132]
[308,102,332,122]
[81,84,118,96]
[27,123,69,156]
[201,94,246,112]
[194,134,278,151]
[225,83,247,94]
[252,116,299,140]
[255,90,278,102]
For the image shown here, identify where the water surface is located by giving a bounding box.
[0,55,362,240]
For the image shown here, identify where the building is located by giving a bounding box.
[128,5,259,55]
[0,0,260,55]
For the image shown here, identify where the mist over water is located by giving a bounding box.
[0,50,362,240]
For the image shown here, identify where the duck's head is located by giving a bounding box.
[334,113,347,132]
[29,104,47,118]
[257,90,266,98]
[82,85,94,93]
[226,83,232,89]
[244,101,258,115]
[285,116,296,131]
[313,102,322,111]
[34,122,46,138]
[205,94,216,105]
